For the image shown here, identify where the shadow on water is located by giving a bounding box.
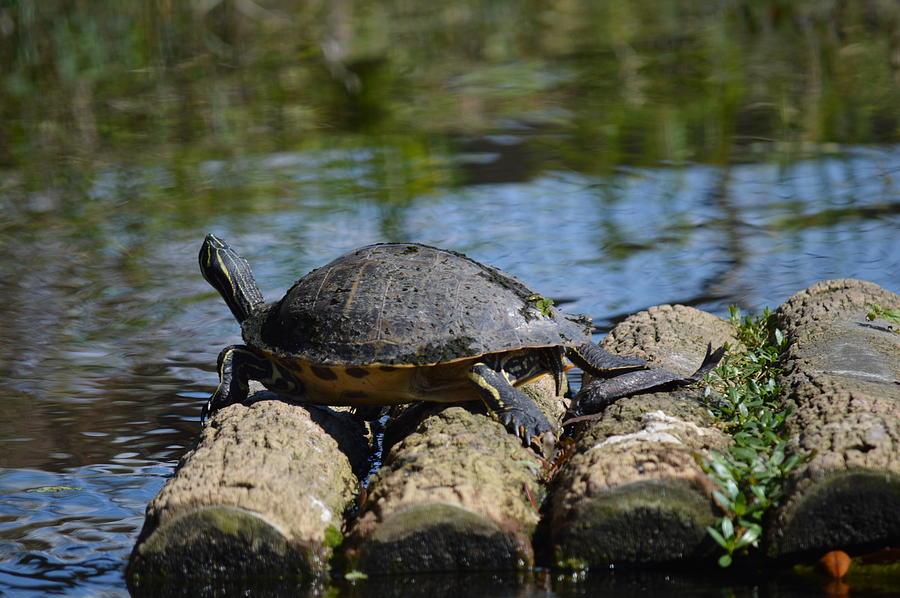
[1,0,899,595]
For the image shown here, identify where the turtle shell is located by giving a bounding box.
[243,243,592,366]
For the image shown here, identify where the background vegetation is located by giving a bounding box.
[2,0,898,184]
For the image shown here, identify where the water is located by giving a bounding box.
[2,143,898,596]
[2,1,900,595]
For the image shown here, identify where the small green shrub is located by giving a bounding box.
[866,303,900,332]
[700,306,803,567]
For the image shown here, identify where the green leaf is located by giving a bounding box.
[718,553,733,568]
[735,525,761,549]
[712,489,732,509]
[724,478,740,499]
[729,446,757,462]
[527,294,555,316]
[769,449,785,466]
[706,525,729,549]
[783,454,802,471]
[721,517,734,539]
[750,484,767,500]
[711,459,732,480]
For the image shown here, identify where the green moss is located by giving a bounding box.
[792,559,900,592]
[554,551,589,572]
[358,504,530,573]
[770,470,900,556]
[128,506,323,585]
[323,525,343,549]
[555,480,717,565]
[866,303,900,332]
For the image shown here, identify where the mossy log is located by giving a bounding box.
[127,393,368,588]
[769,279,900,556]
[347,375,563,573]
[548,305,737,566]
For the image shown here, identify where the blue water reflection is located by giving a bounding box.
[187,144,899,326]
[0,464,169,596]
[0,144,898,596]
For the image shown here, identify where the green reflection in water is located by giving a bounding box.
[1,0,898,185]
[0,3,899,594]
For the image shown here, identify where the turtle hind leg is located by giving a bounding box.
[467,363,555,452]
[687,343,727,382]
[202,344,305,420]
[567,342,651,377]
[568,344,726,418]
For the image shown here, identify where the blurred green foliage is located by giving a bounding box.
[1,0,898,182]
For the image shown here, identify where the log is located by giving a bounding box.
[768,279,900,556]
[347,374,563,573]
[127,392,368,588]
[548,304,737,566]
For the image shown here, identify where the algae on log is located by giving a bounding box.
[769,279,900,556]
[347,375,561,573]
[127,393,368,588]
[549,305,736,566]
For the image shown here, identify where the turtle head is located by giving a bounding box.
[199,234,265,323]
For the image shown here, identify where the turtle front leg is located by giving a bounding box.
[468,363,555,450]
[568,344,726,418]
[202,345,305,420]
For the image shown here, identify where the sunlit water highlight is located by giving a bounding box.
[1,144,898,596]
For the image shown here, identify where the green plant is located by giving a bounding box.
[700,306,803,567]
[866,303,900,332]
[528,294,555,316]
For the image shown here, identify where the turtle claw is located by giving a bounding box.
[203,343,312,422]
[200,388,234,422]
[468,362,557,452]
[497,408,556,455]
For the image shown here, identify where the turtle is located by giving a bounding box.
[198,234,724,449]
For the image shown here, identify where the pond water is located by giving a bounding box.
[2,143,898,597]
[1,1,899,596]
